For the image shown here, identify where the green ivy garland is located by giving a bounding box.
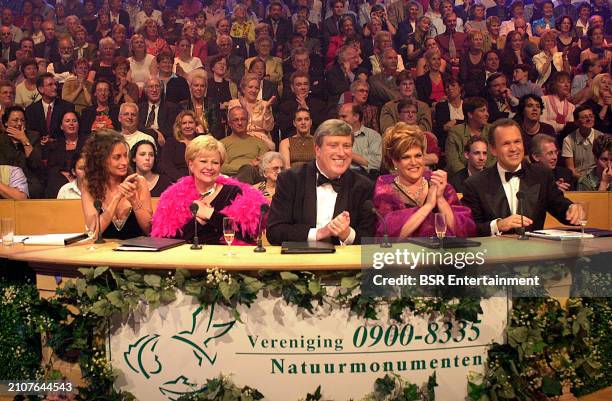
[1,267,610,401]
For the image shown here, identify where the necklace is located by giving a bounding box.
[394,176,426,200]
[199,183,216,199]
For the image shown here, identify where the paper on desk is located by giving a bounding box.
[6,233,89,245]
[526,229,595,240]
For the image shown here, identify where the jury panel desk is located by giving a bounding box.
[4,236,611,272]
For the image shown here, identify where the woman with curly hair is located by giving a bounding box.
[81,130,152,239]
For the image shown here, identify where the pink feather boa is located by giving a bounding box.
[151,175,269,242]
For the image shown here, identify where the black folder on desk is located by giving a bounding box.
[281,241,336,254]
[114,236,186,252]
[405,237,481,249]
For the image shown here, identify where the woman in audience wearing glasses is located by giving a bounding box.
[130,139,172,197]
[151,135,267,244]
[81,130,153,239]
[253,151,284,200]
[372,123,475,239]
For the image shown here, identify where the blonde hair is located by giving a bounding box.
[240,72,260,90]
[173,109,209,140]
[185,135,226,166]
[538,30,557,51]
[188,68,208,84]
[382,123,426,168]
[591,73,610,102]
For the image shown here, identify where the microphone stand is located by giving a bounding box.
[254,204,270,253]
[366,201,392,248]
[190,203,202,250]
[93,200,106,244]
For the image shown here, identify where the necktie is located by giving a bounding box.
[46,103,53,134]
[146,104,156,128]
[505,169,525,181]
[317,173,343,192]
[448,33,457,58]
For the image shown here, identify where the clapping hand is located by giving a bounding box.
[430,170,448,199]
[328,211,351,240]
[555,178,571,192]
[118,173,139,204]
[264,95,276,109]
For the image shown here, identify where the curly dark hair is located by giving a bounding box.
[82,130,130,202]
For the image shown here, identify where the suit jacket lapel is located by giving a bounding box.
[333,170,350,217]
[303,162,318,228]
[519,164,541,219]
[483,167,511,219]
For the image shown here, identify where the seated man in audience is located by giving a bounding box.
[0,80,15,117]
[530,134,576,192]
[462,119,581,236]
[338,103,382,180]
[138,77,180,147]
[510,64,543,99]
[449,136,488,194]
[446,97,495,174]
[220,106,268,184]
[34,20,60,64]
[486,73,518,122]
[267,119,376,245]
[25,72,75,141]
[277,72,327,139]
[326,45,363,107]
[47,37,75,84]
[281,47,325,101]
[368,48,400,106]
[435,12,467,69]
[118,102,156,150]
[577,134,612,192]
[0,164,28,199]
[500,1,533,37]
[562,105,605,179]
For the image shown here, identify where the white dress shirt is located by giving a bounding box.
[307,162,356,245]
[490,163,522,236]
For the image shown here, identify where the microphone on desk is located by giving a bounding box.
[189,202,202,250]
[516,191,529,240]
[254,204,270,253]
[93,199,106,244]
[364,200,392,248]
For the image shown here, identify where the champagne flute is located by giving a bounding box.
[223,217,236,256]
[576,202,589,236]
[85,214,98,250]
[435,213,447,249]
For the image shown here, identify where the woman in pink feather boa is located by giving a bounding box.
[151,135,268,244]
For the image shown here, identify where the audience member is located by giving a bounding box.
[25,72,75,141]
[118,102,156,150]
[562,104,604,178]
[253,151,284,200]
[449,136,488,194]
[79,79,120,136]
[578,134,612,191]
[0,164,28,199]
[515,94,556,153]
[278,108,315,168]
[338,103,382,179]
[130,139,172,197]
[56,152,84,199]
[530,133,576,192]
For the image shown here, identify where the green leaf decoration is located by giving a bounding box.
[86,285,98,300]
[78,267,94,280]
[241,276,264,294]
[160,289,177,304]
[541,376,561,396]
[143,274,162,288]
[93,266,109,279]
[280,271,299,282]
[75,278,87,297]
[144,288,160,303]
[106,290,125,308]
[90,299,111,317]
[219,280,240,301]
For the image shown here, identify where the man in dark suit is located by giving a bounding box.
[138,77,180,147]
[33,20,60,64]
[449,136,488,194]
[267,119,376,245]
[0,25,18,64]
[435,12,467,67]
[277,71,327,138]
[462,119,581,237]
[282,47,325,101]
[264,1,292,54]
[326,45,364,109]
[529,133,577,192]
[321,0,359,49]
[486,0,509,20]
[25,73,75,141]
[109,0,131,28]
